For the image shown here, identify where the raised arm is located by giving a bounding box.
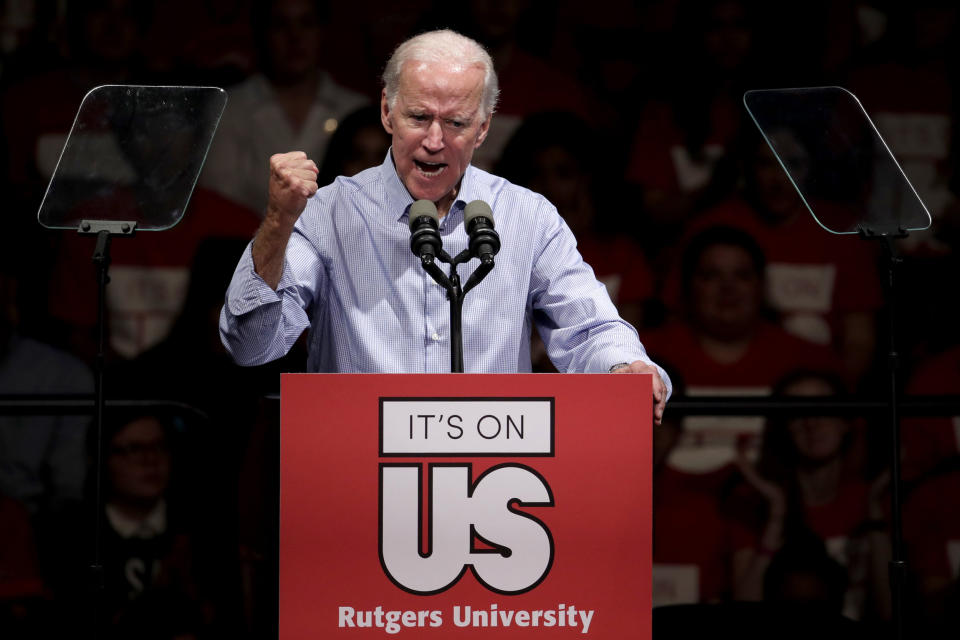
[253,151,320,289]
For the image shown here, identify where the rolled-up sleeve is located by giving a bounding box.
[219,221,324,366]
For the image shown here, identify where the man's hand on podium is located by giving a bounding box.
[611,360,668,426]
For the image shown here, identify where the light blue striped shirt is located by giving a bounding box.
[220,153,670,391]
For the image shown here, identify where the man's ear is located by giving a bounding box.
[380,89,394,135]
[475,115,491,148]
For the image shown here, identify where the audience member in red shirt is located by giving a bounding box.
[641,226,839,486]
[731,370,891,622]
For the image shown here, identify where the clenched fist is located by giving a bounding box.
[253,151,320,289]
[267,151,319,222]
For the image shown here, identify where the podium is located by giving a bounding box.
[279,374,653,639]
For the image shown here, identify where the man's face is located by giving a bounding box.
[381,60,490,215]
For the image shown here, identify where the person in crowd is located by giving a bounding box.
[200,0,369,215]
[731,369,891,623]
[219,29,671,422]
[641,226,838,486]
[97,411,217,639]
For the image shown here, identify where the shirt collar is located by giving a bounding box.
[379,150,484,225]
[106,499,168,539]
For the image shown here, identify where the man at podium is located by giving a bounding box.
[219,29,671,424]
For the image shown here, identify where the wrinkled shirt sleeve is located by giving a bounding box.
[529,203,672,398]
[219,217,325,366]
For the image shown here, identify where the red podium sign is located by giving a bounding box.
[280,374,652,639]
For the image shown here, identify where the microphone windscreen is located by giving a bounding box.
[409,199,439,230]
[464,200,494,228]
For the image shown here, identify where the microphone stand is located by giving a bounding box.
[417,250,495,373]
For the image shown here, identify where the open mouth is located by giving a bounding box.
[414,160,447,177]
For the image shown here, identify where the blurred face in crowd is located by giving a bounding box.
[107,416,170,506]
[381,60,490,216]
[783,377,850,464]
[690,243,763,341]
[267,0,323,83]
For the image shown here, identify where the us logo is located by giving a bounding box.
[378,398,556,595]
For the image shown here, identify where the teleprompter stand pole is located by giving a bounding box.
[859,226,907,640]
[417,249,495,373]
[81,219,136,639]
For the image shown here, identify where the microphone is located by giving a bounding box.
[464,200,500,265]
[409,199,441,263]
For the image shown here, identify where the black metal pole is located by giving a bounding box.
[90,229,111,639]
[881,236,906,640]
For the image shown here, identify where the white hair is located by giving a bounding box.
[382,29,499,120]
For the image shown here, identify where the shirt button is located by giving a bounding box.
[431,332,441,341]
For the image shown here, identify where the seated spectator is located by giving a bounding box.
[97,411,217,639]
[641,226,839,485]
[731,370,891,623]
[200,0,369,214]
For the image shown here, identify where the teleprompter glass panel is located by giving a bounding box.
[744,87,931,235]
[38,85,227,231]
